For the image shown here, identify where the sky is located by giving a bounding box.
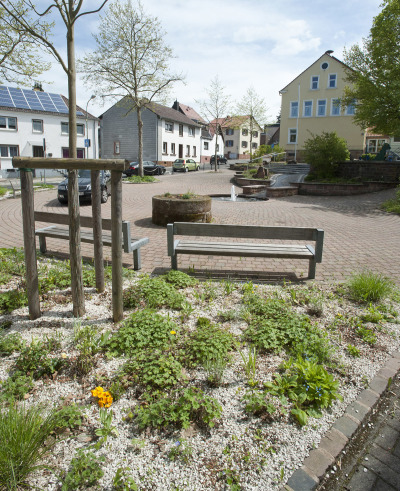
[24,0,383,122]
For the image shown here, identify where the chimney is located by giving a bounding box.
[33,82,44,92]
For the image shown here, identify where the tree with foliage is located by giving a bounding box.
[79,0,183,177]
[197,76,231,171]
[304,131,350,180]
[343,0,400,135]
[235,87,268,160]
[253,144,285,160]
[0,0,109,317]
[0,1,51,85]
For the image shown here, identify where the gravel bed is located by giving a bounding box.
[1,264,399,490]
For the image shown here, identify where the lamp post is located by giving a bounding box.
[85,94,96,158]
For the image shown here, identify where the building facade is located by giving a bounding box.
[211,116,262,159]
[279,51,365,161]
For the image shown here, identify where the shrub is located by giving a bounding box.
[53,403,83,430]
[62,449,104,490]
[304,131,350,179]
[347,270,394,303]
[123,276,186,310]
[0,289,28,314]
[0,402,60,490]
[15,339,66,379]
[0,248,25,276]
[0,332,23,356]
[0,372,34,402]
[162,270,198,289]
[107,309,178,357]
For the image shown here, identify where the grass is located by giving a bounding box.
[125,175,156,183]
[347,270,394,303]
[0,187,7,197]
[380,186,400,215]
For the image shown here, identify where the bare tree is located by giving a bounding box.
[236,87,268,161]
[79,0,183,177]
[0,0,109,316]
[197,76,231,171]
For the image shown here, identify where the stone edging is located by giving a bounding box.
[283,351,400,491]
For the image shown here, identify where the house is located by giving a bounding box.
[210,116,262,159]
[100,99,202,165]
[279,51,365,161]
[172,101,224,164]
[0,84,98,178]
[261,123,280,146]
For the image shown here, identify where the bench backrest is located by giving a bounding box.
[34,211,113,231]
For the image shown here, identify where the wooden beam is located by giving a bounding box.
[111,170,123,322]
[20,170,41,319]
[91,170,105,292]
[12,157,129,171]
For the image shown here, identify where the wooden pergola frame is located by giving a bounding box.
[12,157,129,322]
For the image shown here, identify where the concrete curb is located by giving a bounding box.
[283,350,400,491]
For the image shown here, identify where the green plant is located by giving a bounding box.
[241,389,277,417]
[203,354,227,386]
[0,289,28,314]
[218,309,237,322]
[0,371,34,401]
[0,248,26,276]
[53,403,83,430]
[94,408,118,448]
[113,467,138,490]
[168,439,193,463]
[15,338,66,379]
[61,448,105,490]
[181,190,196,199]
[123,276,186,310]
[0,332,23,356]
[0,186,6,196]
[107,309,178,357]
[134,387,222,430]
[381,185,400,215]
[73,323,110,374]
[162,270,198,289]
[220,467,241,490]
[126,175,156,183]
[356,326,377,345]
[222,279,237,295]
[0,320,12,330]
[304,131,350,180]
[0,402,60,490]
[237,344,258,385]
[347,270,394,303]
[346,344,361,357]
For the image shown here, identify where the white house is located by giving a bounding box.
[0,85,98,178]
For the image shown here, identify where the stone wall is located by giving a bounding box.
[298,181,397,196]
[337,161,400,182]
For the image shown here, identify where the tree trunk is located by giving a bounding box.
[214,123,219,172]
[67,14,85,317]
[137,106,144,177]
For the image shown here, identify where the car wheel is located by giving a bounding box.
[58,197,67,205]
[185,167,189,172]
[101,188,108,203]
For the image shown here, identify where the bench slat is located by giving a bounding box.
[34,211,113,231]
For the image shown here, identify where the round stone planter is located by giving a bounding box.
[152,194,212,227]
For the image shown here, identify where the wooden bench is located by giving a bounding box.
[167,222,324,279]
[34,211,149,270]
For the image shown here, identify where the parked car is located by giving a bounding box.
[57,169,111,204]
[210,154,228,165]
[124,161,166,176]
[172,158,200,172]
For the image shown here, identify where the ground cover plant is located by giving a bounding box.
[0,252,399,489]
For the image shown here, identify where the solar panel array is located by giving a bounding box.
[0,86,84,116]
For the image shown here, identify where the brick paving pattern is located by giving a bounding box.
[1,168,399,285]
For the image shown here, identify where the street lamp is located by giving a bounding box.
[85,94,96,158]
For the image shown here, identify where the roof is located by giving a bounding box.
[279,51,354,93]
[145,101,201,126]
[0,85,97,120]
[210,115,250,129]
[172,101,205,123]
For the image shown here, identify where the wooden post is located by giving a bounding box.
[68,169,85,317]
[20,169,40,319]
[111,170,123,322]
[91,170,104,292]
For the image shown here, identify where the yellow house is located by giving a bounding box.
[279,51,365,161]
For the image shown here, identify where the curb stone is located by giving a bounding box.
[283,351,400,491]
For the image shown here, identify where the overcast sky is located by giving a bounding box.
[30,0,382,122]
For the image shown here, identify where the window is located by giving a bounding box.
[186,145,190,156]
[242,128,248,136]
[114,141,120,154]
[346,100,356,115]
[204,142,209,150]
[179,124,183,136]
[317,99,327,116]
[77,124,84,136]
[253,131,258,137]
[252,142,258,149]
[368,139,387,153]
[328,73,337,88]
[311,76,319,90]
[226,128,234,135]
[33,145,44,157]
[241,141,248,148]
[288,129,297,143]
[165,121,173,132]
[193,146,196,157]
[226,140,233,147]
[331,99,341,116]
[163,142,168,154]
[32,119,43,133]
[171,143,176,155]
[290,101,299,118]
[61,122,69,134]
[0,145,18,157]
[62,148,85,158]
[0,116,17,130]
[188,126,195,136]
[303,100,312,117]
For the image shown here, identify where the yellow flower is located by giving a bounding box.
[170,330,176,335]
[61,353,68,359]
[91,386,104,398]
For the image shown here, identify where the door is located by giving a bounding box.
[179,144,183,158]
[33,146,44,157]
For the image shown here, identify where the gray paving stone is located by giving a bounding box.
[375,424,400,451]
[357,388,380,409]
[370,443,400,473]
[369,376,390,396]
[374,477,397,490]
[303,448,334,479]
[318,428,348,459]
[345,400,370,423]
[332,414,359,439]
[285,467,318,491]
[346,466,377,491]
[364,454,400,489]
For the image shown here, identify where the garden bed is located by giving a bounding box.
[0,250,399,490]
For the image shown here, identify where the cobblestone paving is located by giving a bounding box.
[0,168,399,285]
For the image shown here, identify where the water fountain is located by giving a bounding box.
[231,185,237,201]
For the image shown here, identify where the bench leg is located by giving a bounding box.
[39,236,47,254]
[171,253,178,270]
[133,248,142,270]
[308,259,316,279]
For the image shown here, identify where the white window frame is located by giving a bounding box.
[252,142,258,149]
[0,144,19,157]
[253,130,258,137]
[346,101,356,115]
[171,143,176,155]
[114,141,120,154]
[0,116,17,130]
[328,73,337,88]
[226,140,233,147]
[317,99,327,117]
[165,121,174,132]
[226,128,234,135]
[303,100,313,117]
[186,145,190,157]
[61,122,69,134]
[242,128,248,136]
[311,75,319,90]
[77,124,85,136]
[331,99,341,116]
[290,101,299,118]
[32,119,43,133]
[162,142,168,154]
[288,128,297,144]
[241,141,248,148]
[204,141,209,150]
[178,124,183,136]
[188,126,195,137]
[193,145,196,157]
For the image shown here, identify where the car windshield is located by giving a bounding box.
[77,170,91,178]
[175,159,184,163]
